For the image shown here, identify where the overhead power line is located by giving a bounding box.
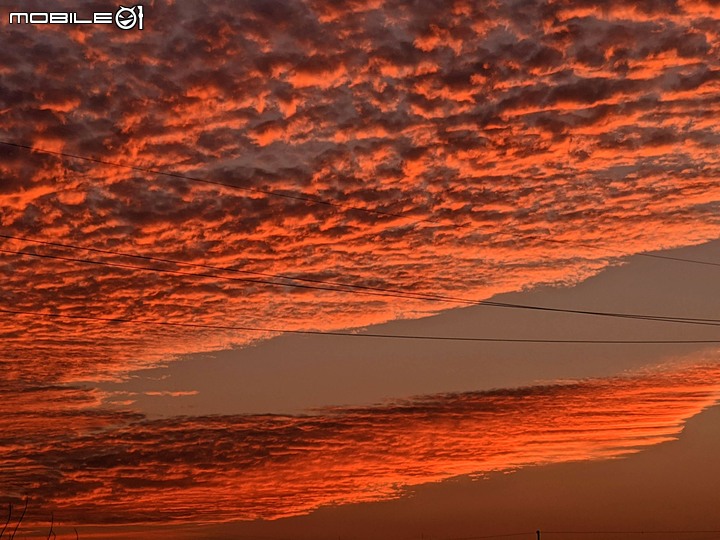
[541,238,720,269]
[0,140,434,224]
[0,247,405,300]
[443,533,536,540]
[443,531,720,540]
[544,531,720,535]
[2,235,720,328]
[639,252,720,268]
[2,307,720,344]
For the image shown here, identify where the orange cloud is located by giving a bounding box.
[1,0,719,530]
[1,362,718,527]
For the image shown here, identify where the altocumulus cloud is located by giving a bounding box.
[1,0,720,527]
[1,0,719,380]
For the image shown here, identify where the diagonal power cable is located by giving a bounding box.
[2,307,720,344]
[2,236,720,328]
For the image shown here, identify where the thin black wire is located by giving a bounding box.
[0,140,437,225]
[2,235,720,328]
[443,533,535,539]
[0,247,409,300]
[0,232,444,298]
[542,238,720,269]
[4,142,720,340]
[640,253,720,268]
[544,531,720,535]
[2,307,720,344]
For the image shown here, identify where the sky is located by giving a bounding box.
[1,0,720,538]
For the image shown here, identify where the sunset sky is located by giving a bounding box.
[1,0,720,538]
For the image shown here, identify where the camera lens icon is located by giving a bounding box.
[115,5,143,30]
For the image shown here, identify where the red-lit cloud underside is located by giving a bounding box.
[1,0,720,529]
[1,363,719,525]
[1,0,719,380]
